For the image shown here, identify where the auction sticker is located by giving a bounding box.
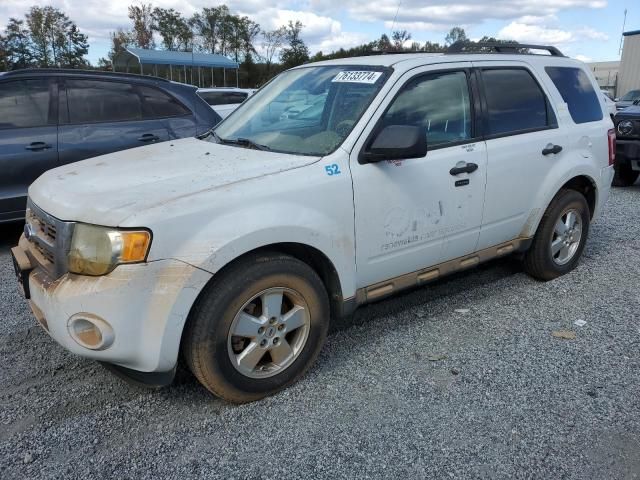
[332,71,383,84]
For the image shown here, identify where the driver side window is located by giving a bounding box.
[381,71,472,148]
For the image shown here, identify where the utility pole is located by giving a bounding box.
[619,9,627,56]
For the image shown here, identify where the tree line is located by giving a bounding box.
[0,4,522,86]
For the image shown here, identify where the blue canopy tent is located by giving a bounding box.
[113,47,240,87]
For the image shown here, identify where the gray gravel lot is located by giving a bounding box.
[1,186,640,480]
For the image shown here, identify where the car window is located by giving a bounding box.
[379,71,472,148]
[620,90,640,102]
[0,79,51,129]
[213,66,389,156]
[66,79,142,124]
[545,67,603,124]
[199,91,248,106]
[482,68,553,136]
[138,86,190,118]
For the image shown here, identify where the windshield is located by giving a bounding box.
[212,66,390,156]
[621,90,640,101]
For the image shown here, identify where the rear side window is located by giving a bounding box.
[66,79,142,124]
[198,91,248,106]
[482,68,553,136]
[139,86,190,118]
[545,67,603,124]
[0,79,51,129]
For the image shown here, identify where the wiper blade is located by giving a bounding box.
[217,136,271,151]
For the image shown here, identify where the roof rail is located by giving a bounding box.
[447,42,565,57]
[1,68,171,82]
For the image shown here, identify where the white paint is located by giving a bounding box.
[25,51,613,374]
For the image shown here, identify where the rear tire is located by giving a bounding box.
[523,189,590,281]
[182,252,329,403]
[612,162,639,187]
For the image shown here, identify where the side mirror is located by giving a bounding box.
[614,98,619,102]
[359,125,427,164]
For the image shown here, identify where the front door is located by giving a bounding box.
[350,65,488,288]
[0,78,58,221]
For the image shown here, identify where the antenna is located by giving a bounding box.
[389,1,402,36]
[619,8,627,56]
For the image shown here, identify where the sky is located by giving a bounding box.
[1,0,639,64]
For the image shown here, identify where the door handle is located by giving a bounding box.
[137,133,160,142]
[25,142,52,151]
[449,162,479,176]
[542,144,563,156]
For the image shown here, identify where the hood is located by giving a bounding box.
[616,101,634,110]
[29,137,319,226]
[615,105,640,118]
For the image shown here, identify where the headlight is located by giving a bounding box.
[68,224,152,276]
[617,120,634,136]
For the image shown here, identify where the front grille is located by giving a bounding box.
[24,200,74,279]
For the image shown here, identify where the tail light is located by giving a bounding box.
[608,129,616,166]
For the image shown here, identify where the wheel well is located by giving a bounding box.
[203,243,344,320]
[561,176,596,219]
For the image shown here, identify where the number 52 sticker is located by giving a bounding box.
[324,164,341,176]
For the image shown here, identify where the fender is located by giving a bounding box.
[520,161,600,239]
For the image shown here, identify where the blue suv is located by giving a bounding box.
[0,69,221,223]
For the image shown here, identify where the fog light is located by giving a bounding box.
[68,314,114,350]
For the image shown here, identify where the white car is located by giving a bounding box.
[13,45,615,403]
[197,88,256,119]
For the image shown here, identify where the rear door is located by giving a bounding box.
[473,62,566,250]
[58,78,170,165]
[0,78,58,221]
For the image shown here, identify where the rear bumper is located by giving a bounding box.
[16,235,212,374]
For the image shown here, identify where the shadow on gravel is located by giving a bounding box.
[331,256,524,334]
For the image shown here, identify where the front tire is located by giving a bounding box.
[523,189,590,281]
[182,253,329,403]
[612,162,639,187]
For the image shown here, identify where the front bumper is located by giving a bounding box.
[616,139,640,166]
[15,235,212,374]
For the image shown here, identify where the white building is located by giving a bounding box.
[618,30,640,98]
[586,60,619,96]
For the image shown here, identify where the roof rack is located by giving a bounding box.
[1,68,171,82]
[447,42,565,57]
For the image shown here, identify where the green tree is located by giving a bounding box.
[128,3,154,49]
[190,6,228,54]
[392,30,412,50]
[2,18,33,69]
[98,28,132,70]
[445,26,468,46]
[280,21,309,69]
[376,33,392,51]
[152,8,193,51]
[261,26,286,76]
[58,24,89,67]
[24,6,88,67]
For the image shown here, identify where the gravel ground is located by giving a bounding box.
[1,186,640,480]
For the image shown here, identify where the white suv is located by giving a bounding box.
[12,44,615,403]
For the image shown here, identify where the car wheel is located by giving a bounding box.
[523,189,590,281]
[612,162,639,187]
[182,252,329,403]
